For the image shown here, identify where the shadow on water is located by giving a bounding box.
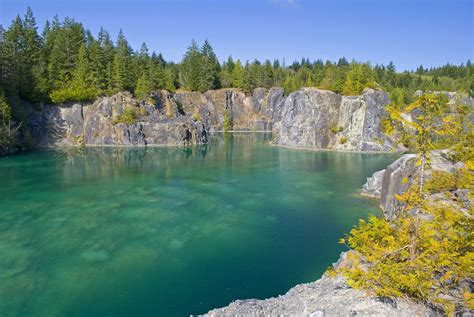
[0,133,397,317]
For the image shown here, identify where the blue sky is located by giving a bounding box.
[1,0,472,70]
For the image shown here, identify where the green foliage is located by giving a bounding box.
[342,62,376,95]
[223,109,232,133]
[135,73,151,101]
[199,39,221,92]
[338,177,473,314]
[113,107,139,125]
[339,136,348,144]
[0,92,21,149]
[339,93,473,313]
[179,40,203,91]
[1,8,472,108]
[49,43,98,103]
[165,98,175,118]
[330,124,343,134]
[384,93,458,156]
[425,168,472,192]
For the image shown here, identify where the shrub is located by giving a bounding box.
[330,124,343,134]
[339,136,348,144]
[50,86,98,103]
[113,107,139,125]
[425,168,472,192]
[193,108,202,121]
[223,109,232,133]
[337,166,474,314]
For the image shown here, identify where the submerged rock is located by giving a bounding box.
[81,249,110,263]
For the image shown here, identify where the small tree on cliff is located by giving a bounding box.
[384,93,458,261]
[337,93,472,314]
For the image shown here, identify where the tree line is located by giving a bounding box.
[1,8,473,105]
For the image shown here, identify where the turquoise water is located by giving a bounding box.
[0,134,396,317]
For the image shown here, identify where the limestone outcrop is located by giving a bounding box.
[275,88,394,151]
[28,92,208,147]
[26,87,396,151]
[172,87,285,132]
[363,150,468,220]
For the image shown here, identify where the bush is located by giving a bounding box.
[50,86,98,103]
[330,124,343,134]
[425,168,472,192]
[113,107,139,125]
[193,108,202,121]
[223,109,232,133]
[337,167,474,314]
[339,136,348,144]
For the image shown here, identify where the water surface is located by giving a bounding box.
[0,134,396,316]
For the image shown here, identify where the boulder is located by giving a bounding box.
[361,169,386,198]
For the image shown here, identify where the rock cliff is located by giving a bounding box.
[362,150,469,220]
[26,87,396,151]
[275,88,394,151]
[28,92,208,147]
[172,87,285,132]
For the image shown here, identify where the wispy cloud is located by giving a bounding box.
[270,0,300,8]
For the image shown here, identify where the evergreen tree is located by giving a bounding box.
[50,43,98,102]
[220,56,235,87]
[231,59,245,89]
[21,7,41,99]
[112,30,133,92]
[179,39,202,91]
[342,62,376,95]
[135,73,151,101]
[199,39,220,92]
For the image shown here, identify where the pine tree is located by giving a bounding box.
[112,30,133,92]
[21,7,41,100]
[179,39,202,91]
[199,39,220,92]
[149,54,166,90]
[319,61,337,91]
[135,73,151,101]
[342,62,376,95]
[220,56,235,87]
[95,28,115,93]
[231,59,245,89]
[50,43,98,102]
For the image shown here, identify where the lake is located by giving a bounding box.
[0,133,396,316]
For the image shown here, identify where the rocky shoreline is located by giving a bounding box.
[205,150,473,316]
[205,251,438,317]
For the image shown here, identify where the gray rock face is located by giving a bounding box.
[28,92,208,147]
[205,252,437,317]
[275,88,394,151]
[173,87,285,132]
[361,169,386,198]
[362,150,467,220]
[380,154,419,219]
[27,87,395,151]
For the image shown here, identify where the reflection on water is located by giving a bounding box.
[0,133,396,317]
